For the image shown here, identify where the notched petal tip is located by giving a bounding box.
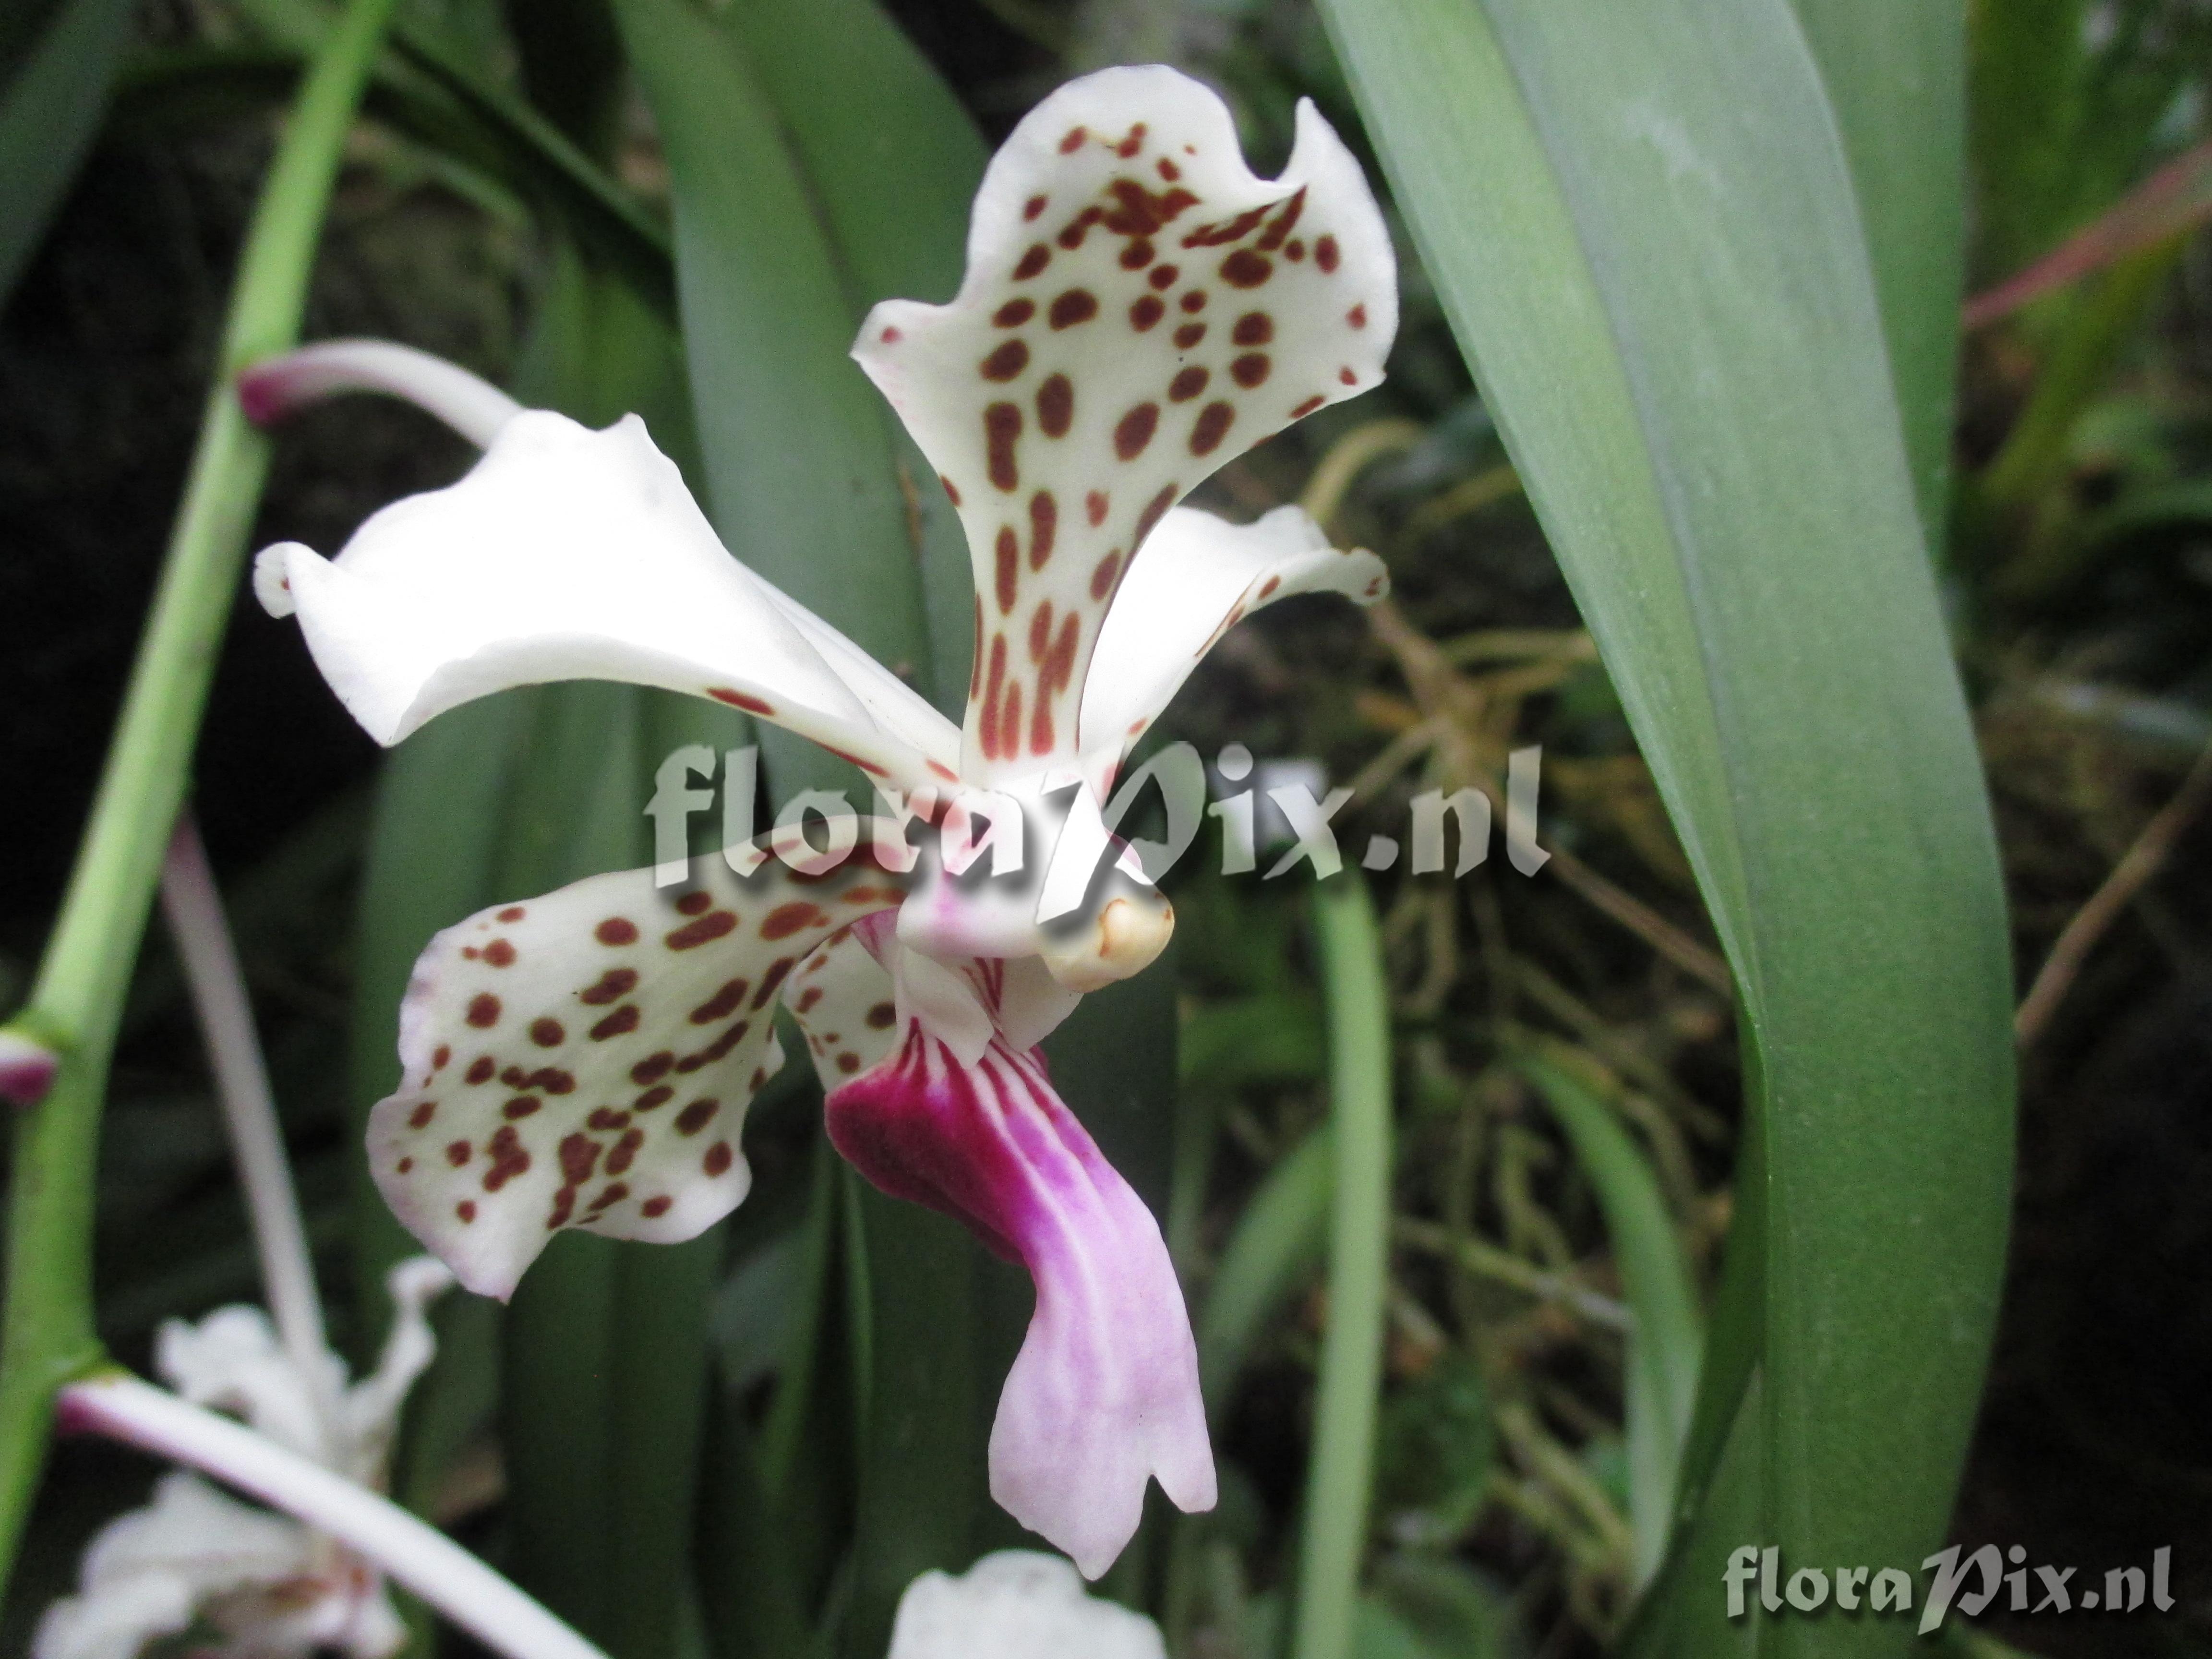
[828,1033,1213,1577]
[0,1031,59,1107]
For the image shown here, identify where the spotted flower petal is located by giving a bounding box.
[889,1551,1166,1659]
[854,64,1395,779]
[254,410,960,786]
[1081,504,1387,789]
[368,843,910,1299]
[827,1022,1213,1576]
[782,919,906,1088]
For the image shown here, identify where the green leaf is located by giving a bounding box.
[1790,0,1966,543]
[1195,1125,1331,1416]
[1368,1554,1509,1659]
[1314,5,2015,1655]
[1516,1052,1700,1586]
[0,0,135,303]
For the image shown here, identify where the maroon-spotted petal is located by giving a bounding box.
[368,853,909,1299]
[853,65,1396,781]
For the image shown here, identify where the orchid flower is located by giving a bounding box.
[888,1551,1166,1659]
[35,1259,454,1659]
[245,64,1395,1575]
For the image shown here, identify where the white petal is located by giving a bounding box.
[366,843,908,1299]
[1079,505,1386,791]
[337,1256,455,1486]
[889,1551,1166,1659]
[35,1473,311,1659]
[853,67,1396,780]
[155,1308,339,1466]
[256,410,959,785]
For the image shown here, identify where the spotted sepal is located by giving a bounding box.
[853,65,1396,779]
[1080,505,1387,791]
[368,850,910,1299]
[783,919,904,1088]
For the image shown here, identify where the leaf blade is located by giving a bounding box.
[1314,6,2017,1652]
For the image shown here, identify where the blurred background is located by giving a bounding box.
[1,0,2209,1655]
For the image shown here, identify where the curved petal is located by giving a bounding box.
[889,1551,1166,1659]
[155,1306,340,1467]
[1079,505,1387,790]
[853,65,1396,779]
[34,1472,310,1659]
[337,1256,455,1487]
[827,1029,1214,1577]
[255,409,960,786]
[366,840,909,1300]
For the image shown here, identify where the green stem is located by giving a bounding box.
[1291,874,1394,1659]
[0,0,399,1586]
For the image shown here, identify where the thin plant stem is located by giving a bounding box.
[159,818,334,1430]
[0,0,401,1584]
[60,1372,609,1659]
[1291,873,1394,1659]
[2015,733,2212,1045]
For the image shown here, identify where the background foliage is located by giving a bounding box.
[1,0,2209,1656]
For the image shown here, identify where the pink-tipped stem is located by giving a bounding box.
[0,1031,58,1107]
[237,340,523,448]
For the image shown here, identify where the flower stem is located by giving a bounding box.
[159,818,335,1427]
[61,1372,610,1659]
[0,0,401,1586]
[1291,873,1394,1659]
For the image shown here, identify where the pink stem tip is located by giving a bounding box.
[0,1031,59,1107]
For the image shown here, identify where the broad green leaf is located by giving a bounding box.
[0,0,135,301]
[1517,1052,1701,1587]
[1314,6,2015,1656]
[1790,0,1966,542]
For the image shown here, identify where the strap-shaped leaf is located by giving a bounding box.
[0,0,135,302]
[1315,5,2015,1655]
